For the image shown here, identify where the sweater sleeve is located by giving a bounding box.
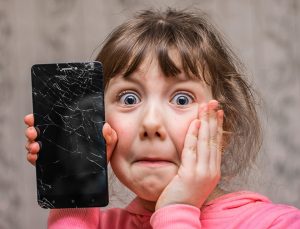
[48,208,100,229]
[150,204,201,229]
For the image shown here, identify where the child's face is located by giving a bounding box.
[104,52,212,202]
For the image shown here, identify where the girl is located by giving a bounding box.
[24,8,300,228]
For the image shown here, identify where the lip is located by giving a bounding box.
[134,158,175,167]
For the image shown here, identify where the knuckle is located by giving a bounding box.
[209,137,217,146]
[195,167,220,181]
[185,134,197,144]
[195,168,209,179]
[200,135,209,143]
[185,144,197,153]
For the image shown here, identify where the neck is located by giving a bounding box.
[137,187,228,212]
[202,187,228,207]
[137,198,156,212]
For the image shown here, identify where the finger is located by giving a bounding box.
[181,119,200,168]
[216,109,224,169]
[197,103,209,168]
[207,100,219,171]
[25,126,38,141]
[24,114,34,126]
[26,142,40,154]
[102,122,112,144]
[102,123,118,163]
[27,153,37,166]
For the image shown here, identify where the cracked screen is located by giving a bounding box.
[31,62,108,208]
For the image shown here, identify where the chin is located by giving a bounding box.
[133,179,169,202]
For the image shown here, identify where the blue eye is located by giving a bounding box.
[171,93,194,106]
[119,92,141,105]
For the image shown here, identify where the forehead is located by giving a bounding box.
[123,49,203,82]
[106,54,212,97]
[110,53,190,83]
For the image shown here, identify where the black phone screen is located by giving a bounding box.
[31,62,108,208]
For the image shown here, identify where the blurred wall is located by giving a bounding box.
[0,0,299,228]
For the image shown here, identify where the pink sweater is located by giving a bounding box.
[48,191,300,228]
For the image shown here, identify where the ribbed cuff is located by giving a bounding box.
[150,204,201,228]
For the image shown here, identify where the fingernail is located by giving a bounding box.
[217,110,224,120]
[105,123,112,135]
[209,100,219,109]
[106,135,111,144]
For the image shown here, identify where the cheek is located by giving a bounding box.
[166,108,198,155]
[106,113,137,153]
[170,120,190,154]
[106,104,129,132]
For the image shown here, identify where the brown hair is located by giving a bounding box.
[96,8,262,184]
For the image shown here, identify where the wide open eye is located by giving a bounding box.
[118,91,141,105]
[170,92,194,106]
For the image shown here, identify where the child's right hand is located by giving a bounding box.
[24,114,118,165]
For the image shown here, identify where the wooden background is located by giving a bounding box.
[0,0,299,228]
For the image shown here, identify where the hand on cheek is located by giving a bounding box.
[155,100,224,210]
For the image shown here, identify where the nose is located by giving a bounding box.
[139,103,167,141]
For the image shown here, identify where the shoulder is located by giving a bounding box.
[256,202,300,228]
[201,191,300,228]
[238,193,300,220]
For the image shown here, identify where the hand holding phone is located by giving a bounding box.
[25,114,118,166]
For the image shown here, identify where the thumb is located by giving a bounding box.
[102,122,118,163]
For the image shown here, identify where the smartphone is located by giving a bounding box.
[31,62,108,208]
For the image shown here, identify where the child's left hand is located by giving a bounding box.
[155,100,224,210]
